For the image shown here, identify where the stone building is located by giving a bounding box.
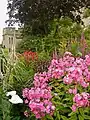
[2,27,22,52]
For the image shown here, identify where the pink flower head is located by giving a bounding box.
[71,105,77,112]
[24,99,29,104]
[73,94,82,102]
[22,88,29,98]
[63,76,73,84]
[72,92,90,111]
[69,88,77,95]
[24,111,29,117]
[80,81,89,88]
[85,55,90,66]
[72,87,77,95]
[68,89,73,94]
[81,92,89,99]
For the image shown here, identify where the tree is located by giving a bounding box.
[16,17,84,53]
[7,0,90,35]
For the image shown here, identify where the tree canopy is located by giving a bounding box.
[7,0,90,35]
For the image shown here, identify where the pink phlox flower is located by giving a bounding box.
[24,99,29,104]
[71,104,77,112]
[73,87,77,95]
[68,87,77,95]
[24,111,29,117]
[51,59,58,66]
[80,80,89,88]
[85,55,90,66]
[73,94,82,102]
[63,75,73,84]
[81,92,89,99]
[22,88,29,98]
[68,89,73,94]
[72,92,90,111]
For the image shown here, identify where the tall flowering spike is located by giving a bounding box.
[80,32,88,57]
[53,48,58,59]
[81,32,85,41]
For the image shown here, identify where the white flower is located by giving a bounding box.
[51,106,55,110]
[6,91,23,104]
[6,91,16,96]
[9,94,23,104]
[54,93,58,96]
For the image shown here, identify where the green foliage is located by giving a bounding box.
[8,51,51,92]
[16,35,42,53]
[48,77,90,120]
[7,57,35,92]
[38,52,51,60]
[0,48,8,75]
[69,41,80,56]
[0,88,11,120]
[16,18,84,54]
[83,8,90,18]
[49,78,72,119]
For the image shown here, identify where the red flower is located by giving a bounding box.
[23,51,38,63]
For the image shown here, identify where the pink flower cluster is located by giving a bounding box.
[23,52,90,117]
[48,52,90,112]
[22,72,55,118]
[72,92,90,112]
[49,52,90,88]
[48,52,75,79]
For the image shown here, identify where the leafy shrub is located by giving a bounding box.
[16,18,84,54]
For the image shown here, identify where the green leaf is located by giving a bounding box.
[68,112,76,116]
[0,117,2,120]
[79,108,84,117]
[46,115,54,120]
[12,116,21,120]
[78,115,84,120]
[84,115,90,119]
[56,111,61,120]
[77,51,82,56]
[68,114,77,120]
[61,115,68,120]
[7,116,12,120]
